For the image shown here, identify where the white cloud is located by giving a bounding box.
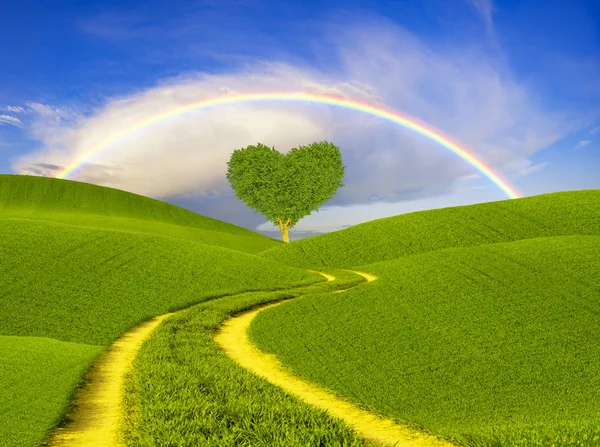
[455,185,491,192]
[25,102,82,123]
[590,126,600,134]
[1,106,25,113]
[14,67,345,198]
[458,173,482,181]
[574,140,591,149]
[301,78,383,102]
[0,115,23,127]
[26,102,59,117]
[466,0,495,37]
[516,161,548,177]
[12,15,587,215]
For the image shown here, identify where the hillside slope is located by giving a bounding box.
[258,189,600,268]
[0,174,279,254]
[251,235,600,446]
[0,218,319,345]
[0,214,321,447]
[0,336,103,447]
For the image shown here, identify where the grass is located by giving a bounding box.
[0,336,103,447]
[257,189,600,268]
[0,218,319,345]
[0,174,249,232]
[121,269,376,447]
[249,235,600,446]
[2,174,599,446]
[0,176,323,446]
[0,213,280,254]
[0,174,280,253]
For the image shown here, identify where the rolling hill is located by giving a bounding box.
[2,174,598,447]
[0,175,324,447]
[250,189,600,446]
[258,189,600,267]
[0,174,280,254]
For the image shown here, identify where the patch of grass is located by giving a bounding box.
[0,215,322,447]
[0,176,318,446]
[3,176,599,446]
[0,336,103,447]
[0,174,280,254]
[258,189,600,268]
[1,214,279,254]
[453,421,600,447]
[0,218,320,345]
[121,268,377,447]
[250,236,600,446]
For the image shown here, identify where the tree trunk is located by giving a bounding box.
[281,226,289,243]
[276,218,292,243]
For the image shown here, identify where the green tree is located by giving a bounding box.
[226,141,345,243]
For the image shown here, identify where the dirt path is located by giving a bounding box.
[46,269,455,446]
[215,269,456,447]
[47,312,175,447]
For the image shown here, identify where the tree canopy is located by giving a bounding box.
[226,141,345,242]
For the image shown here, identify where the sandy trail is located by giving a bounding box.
[215,269,456,447]
[47,312,175,447]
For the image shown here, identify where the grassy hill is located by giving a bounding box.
[3,174,599,447]
[251,235,600,446]
[0,218,318,345]
[0,174,280,254]
[0,175,326,447]
[258,189,600,267]
[120,270,372,447]
[0,337,103,447]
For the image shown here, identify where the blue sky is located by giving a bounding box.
[1,0,598,238]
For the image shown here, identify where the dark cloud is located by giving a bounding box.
[21,163,63,177]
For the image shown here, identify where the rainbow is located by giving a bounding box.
[56,91,522,199]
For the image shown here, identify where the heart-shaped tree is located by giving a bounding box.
[226,141,345,242]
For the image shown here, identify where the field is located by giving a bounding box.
[0,174,280,253]
[121,269,373,447]
[0,175,326,447]
[1,173,599,446]
[250,236,600,446]
[0,337,102,447]
[0,218,317,345]
[257,189,600,267]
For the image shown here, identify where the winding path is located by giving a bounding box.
[46,269,456,446]
[215,270,456,447]
[47,312,175,446]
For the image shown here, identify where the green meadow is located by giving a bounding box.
[0,218,316,345]
[0,175,325,447]
[0,174,280,253]
[0,336,102,447]
[1,173,599,446]
[257,189,600,267]
[250,235,600,446]
[121,269,371,447]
